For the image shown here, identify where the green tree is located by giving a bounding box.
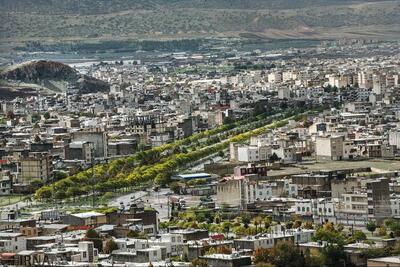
[269,153,280,163]
[104,239,119,254]
[366,221,377,236]
[85,229,103,252]
[271,241,305,267]
[313,227,345,245]
[241,215,251,228]
[35,186,52,199]
[360,247,391,260]
[378,226,387,237]
[44,112,50,120]
[321,244,346,267]
[353,230,367,241]
[30,179,44,190]
[222,221,232,236]
[31,113,40,123]
[34,135,41,143]
[214,214,221,224]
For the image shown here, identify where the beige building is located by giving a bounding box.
[315,135,344,160]
[19,152,53,185]
[368,257,400,267]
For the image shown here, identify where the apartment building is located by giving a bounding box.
[315,135,344,160]
[19,152,53,185]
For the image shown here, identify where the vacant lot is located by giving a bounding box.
[268,159,400,177]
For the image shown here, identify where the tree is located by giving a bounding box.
[360,247,391,260]
[214,214,221,224]
[44,112,50,120]
[190,258,208,267]
[293,219,302,229]
[353,230,367,241]
[286,221,294,229]
[366,221,377,236]
[222,221,232,236]
[303,221,314,229]
[34,135,41,143]
[321,244,346,267]
[216,245,232,254]
[31,113,40,123]
[35,186,52,199]
[254,241,306,267]
[386,220,400,237]
[30,179,44,190]
[313,227,345,245]
[6,111,14,120]
[253,216,262,232]
[127,230,147,239]
[241,215,251,228]
[104,239,118,254]
[378,226,387,237]
[170,182,181,194]
[254,247,270,264]
[84,229,103,252]
[269,153,280,163]
[270,241,305,267]
[264,217,271,229]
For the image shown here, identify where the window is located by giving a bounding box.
[83,252,87,258]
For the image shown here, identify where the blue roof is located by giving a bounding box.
[174,173,211,180]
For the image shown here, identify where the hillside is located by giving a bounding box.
[0,60,110,95]
[1,0,400,48]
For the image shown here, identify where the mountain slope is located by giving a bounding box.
[1,0,399,46]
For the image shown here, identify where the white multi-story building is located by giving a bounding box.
[159,233,184,257]
[390,196,400,218]
[237,145,271,162]
[389,129,400,150]
[0,233,27,252]
[315,135,344,160]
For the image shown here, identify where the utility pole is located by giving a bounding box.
[91,146,95,207]
[167,196,170,219]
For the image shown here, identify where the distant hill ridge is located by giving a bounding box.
[0,0,370,14]
[1,0,400,43]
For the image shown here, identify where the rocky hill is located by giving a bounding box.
[0,60,109,95]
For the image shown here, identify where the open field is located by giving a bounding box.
[268,159,400,177]
[0,195,24,207]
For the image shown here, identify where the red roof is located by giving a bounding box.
[211,234,225,240]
